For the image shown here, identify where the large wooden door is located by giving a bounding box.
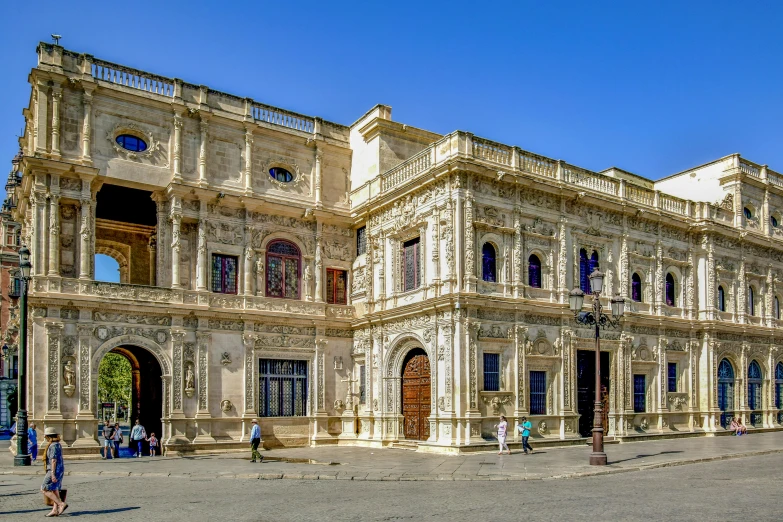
[402,350,431,441]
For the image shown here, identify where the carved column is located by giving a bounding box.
[153,194,168,287]
[172,111,183,182]
[148,237,156,286]
[196,217,207,291]
[34,80,49,155]
[170,332,185,418]
[464,194,475,292]
[244,127,253,194]
[655,240,663,314]
[45,323,65,418]
[50,87,62,158]
[377,232,386,305]
[314,148,323,208]
[706,236,715,320]
[243,244,254,297]
[514,325,529,419]
[737,256,746,324]
[78,198,91,280]
[419,223,428,295]
[170,199,182,289]
[513,210,522,297]
[312,337,330,439]
[242,333,258,417]
[81,88,94,163]
[558,217,568,303]
[314,225,323,302]
[765,266,774,327]
[619,233,629,298]
[198,117,208,187]
[432,206,441,295]
[73,324,98,447]
[194,332,214,442]
[47,194,60,276]
[256,248,266,297]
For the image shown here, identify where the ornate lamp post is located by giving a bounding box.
[569,269,624,466]
[14,246,31,466]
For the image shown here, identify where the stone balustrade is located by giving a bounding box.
[251,103,314,133]
[91,59,175,97]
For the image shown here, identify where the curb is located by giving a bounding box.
[2,448,781,482]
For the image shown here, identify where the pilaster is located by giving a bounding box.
[50,86,62,159]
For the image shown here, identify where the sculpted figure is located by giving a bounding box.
[63,360,75,387]
[185,364,195,390]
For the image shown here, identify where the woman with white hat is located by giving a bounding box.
[41,426,68,516]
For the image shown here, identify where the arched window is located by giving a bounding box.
[775,362,783,410]
[718,359,735,428]
[743,207,752,220]
[266,240,301,299]
[580,249,599,293]
[482,243,497,282]
[748,361,762,411]
[95,253,120,283]
[775,297,781,320]
[748,286,755,316]
[665,273,676,306]
[718,286,726,312]
[631,273,642,302]
[528,254,541,288]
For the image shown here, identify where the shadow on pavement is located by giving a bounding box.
[609,450,683,464]
[65,506,141,516]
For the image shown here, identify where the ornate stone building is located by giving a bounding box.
[9,42,783,454]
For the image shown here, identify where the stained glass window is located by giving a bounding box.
[668,362,677,393]
[482,243,496,282]
[211,254,238,294]
[632,273,642,302]
[356,226,367,256]
[266,240,300,299]
[528,254,541,288]
[530,371,547,415]
[634,374,646,413]
[748,360,762,410]
[483,353,500,391]
[402,238,420,291]
[326,269,347,304]
[718,286,726,312]
[259,359,307,417]
[665,273,675,306]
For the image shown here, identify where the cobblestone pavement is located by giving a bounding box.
[1,453,780,521]
[2,432,783,481]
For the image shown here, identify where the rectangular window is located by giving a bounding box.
[483,353,500,392]
[356,226,367,256]
[634,374,646,413]
[326,269,348,304]
[5,227,14,247]
[667,363,677,393]
[359,365,366,404]
[529,371,547,415]
[402,237,420,291]
[258,359,308,417]
[211,254,238,294]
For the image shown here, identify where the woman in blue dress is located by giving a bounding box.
[41,426,68,516]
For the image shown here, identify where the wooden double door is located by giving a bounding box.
[402,349,431,441]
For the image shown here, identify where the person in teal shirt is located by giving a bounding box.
[517,416,534,454]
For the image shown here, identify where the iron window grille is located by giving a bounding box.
[266,240,301,299]
[356,226,367,256]
[211,254,238,294]
[529,371,547,415]
[748,360,762,411]
[775,362,783,410]
[718,359,735,427]
[402,237,420,291]
[258,359,308,417]
[668,363,677,393]
[483,353,500,392]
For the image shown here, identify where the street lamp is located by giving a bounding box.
[569,269,624,466]
[14,246,31,466]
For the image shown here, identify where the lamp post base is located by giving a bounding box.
[14,453,31,466]
[589,451,607,466]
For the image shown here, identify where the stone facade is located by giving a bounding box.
[7,42,783,454]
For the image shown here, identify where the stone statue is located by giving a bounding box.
[185,363,195,397]
[63,360,75,387]
[340,371,357,411]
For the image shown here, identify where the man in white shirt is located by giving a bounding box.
[250,419,262,463]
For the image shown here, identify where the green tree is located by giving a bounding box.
[98,353,131,411]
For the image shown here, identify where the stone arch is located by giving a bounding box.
[95,240,130,283]
[478,232,503,283]
[92,334,171,376]
[385,333,432,378]
[259,232,309,257]
[382,333,434,426]
[526,248,548,289]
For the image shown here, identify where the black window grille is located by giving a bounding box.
[748,360,762,410]
[668,362,677,393]
[402,238,420,291]
[634,374,646,413]
[356,226,367,256]
[258,359,307,417]
[483,353,500,391]
[529,371,547,415]
[718,359,735,428]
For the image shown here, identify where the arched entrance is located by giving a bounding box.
[718,358,735,428]
[401,348,430,441]
[98,345,163,455]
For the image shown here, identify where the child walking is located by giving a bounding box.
[148,433,158,456]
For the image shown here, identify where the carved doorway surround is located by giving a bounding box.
[401,348,431,441]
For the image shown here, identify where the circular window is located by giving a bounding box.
[116,134,148,152]
[269,167,293,183]
[744,207,753,220]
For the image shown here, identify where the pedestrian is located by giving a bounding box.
[101,421,115,459]
[148,432,158,457]
[113,422,123,458]
[494,415,511,455]
[517,416,534,454]
[130,419,147,457]
[250,419,263,463]
[730,417,740,435]
[737,417,748,435]
[41,426,68,517]
[28,422,38,463]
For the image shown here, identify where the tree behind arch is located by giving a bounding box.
[98,353,132,418]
